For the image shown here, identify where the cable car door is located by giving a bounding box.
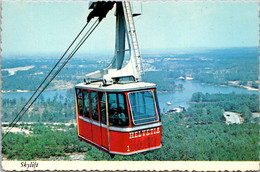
[90,91,101,145]
[82,90,92,141]
[99,92,109,149]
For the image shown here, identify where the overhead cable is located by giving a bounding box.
[2,18,100,139]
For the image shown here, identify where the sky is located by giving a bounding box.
[1,1,259,57]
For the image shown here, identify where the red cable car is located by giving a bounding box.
[75,2,162,155]
[75,82,161,155]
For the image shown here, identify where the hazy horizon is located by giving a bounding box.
[2,46,259,60]
[2,1,258,58]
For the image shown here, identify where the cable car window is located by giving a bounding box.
[76,89,83,116]
[129,90,157,125]
[90,91,98,121]
[118,94,125,110]
[83,90,90,118]
[99,92,107,124]
[108,93,129,126]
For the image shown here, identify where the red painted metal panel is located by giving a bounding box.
[78,118,92,141]
[109,130,129,153]
[92,123,101,146]
[125,93,132,127]
[109,126,162,154]
[101,126,108,148]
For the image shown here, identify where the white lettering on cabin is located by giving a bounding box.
[134,131,138,138]
[129,132,134,139]
[129,127,160,139]
[142,130,146,136]
[146,129,149,136]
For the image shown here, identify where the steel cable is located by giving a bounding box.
[4,22,90,135]
[2,18,100,139]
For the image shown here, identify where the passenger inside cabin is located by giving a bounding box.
[118,107,126,124]
[108,93,129,126]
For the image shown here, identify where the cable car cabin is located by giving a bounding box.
[75,81,161,155]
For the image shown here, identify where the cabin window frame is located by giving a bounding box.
[77,88,106,125]
[90,91,99,122]
[154,89,161,121]
[81,90,90,119]
[76,88,83,117]
[128,89,159,125]
[82,89,91,119]
[107,92,130,127]
[98,91,107,125]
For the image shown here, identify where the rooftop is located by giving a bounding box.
[224,111,241,125]
[75,81,157,92]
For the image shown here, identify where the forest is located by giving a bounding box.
[190,92,259,122]
[2,92,76,123]
[162,47,259,88]
[2,92,259,161]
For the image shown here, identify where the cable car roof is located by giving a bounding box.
[75,81,156,92]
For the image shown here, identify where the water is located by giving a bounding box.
[2,80,258,113]
[158,80,258,113]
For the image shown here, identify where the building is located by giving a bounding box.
[223,111,241,125]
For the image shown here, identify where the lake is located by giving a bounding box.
[158,80,258,112]
[2,80,258,113]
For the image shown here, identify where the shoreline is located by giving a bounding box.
[1,81,258,94]
[200,82,258,91]
[157,88,184,94]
